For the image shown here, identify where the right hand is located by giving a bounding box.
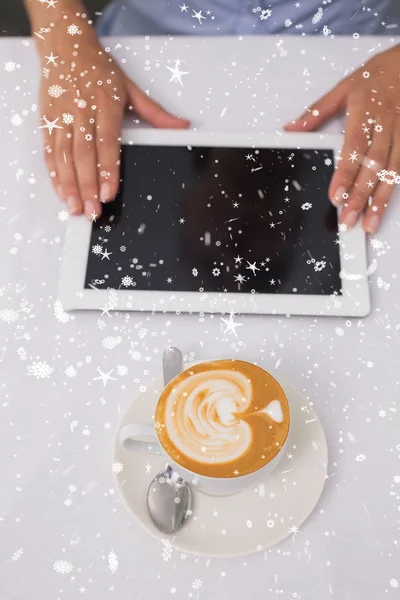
[37,19,189,218]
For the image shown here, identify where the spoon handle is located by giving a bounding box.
[163,347,183,386]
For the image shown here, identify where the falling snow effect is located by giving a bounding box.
[1,6,400,600]
[53,561,73,575]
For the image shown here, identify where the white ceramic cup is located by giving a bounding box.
[119,362,290,496]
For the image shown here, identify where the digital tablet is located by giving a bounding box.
[59,130,370,317]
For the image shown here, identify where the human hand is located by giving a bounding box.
[36,12,189,219]
[285,44,400,234]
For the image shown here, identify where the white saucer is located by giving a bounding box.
[113,374,328,558]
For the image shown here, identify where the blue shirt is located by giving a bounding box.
[97,0,399,36]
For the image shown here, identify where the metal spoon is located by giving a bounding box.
[146,348,192,534]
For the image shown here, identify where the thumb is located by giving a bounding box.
[125,79,190,129]
[284,79,349,132]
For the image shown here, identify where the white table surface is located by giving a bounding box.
[1,34,400,600]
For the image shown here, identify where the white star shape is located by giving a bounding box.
[166,60,189,86]
[101,249,112,260]
[192,9,206,23]
[145,462,152,474]
[220,310,243,337]
[349,151,359,162]
[100,304,111,317]
[180,3,189,11]
[92,367,117,387]
[45,52,58,65]
[246,261,260,275]
[234,274,246,284]
[38,116,63,135]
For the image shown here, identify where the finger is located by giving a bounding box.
[126,80,190,129]
[73,120,101,220]
[339,114,392,229]
[43,136,62,198]
[328,90,371,212]
[96,105,123,203]
[362,125,400,234]
[39,102,63,197]
[55,128,83,215]
[284,79,349,131]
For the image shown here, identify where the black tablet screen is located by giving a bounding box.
[84,144,342,295]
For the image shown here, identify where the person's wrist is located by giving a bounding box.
[26,0,84,28]
[34,16,99,62]
[28,0,98,55]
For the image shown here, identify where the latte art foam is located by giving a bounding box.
[165,369,253,465]
[155,360,290,478]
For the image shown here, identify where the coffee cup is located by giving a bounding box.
[119,359,290,496]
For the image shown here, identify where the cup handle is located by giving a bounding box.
[119,423,163,455]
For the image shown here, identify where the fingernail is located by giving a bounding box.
[342,210,359,229]
[365,214,380,234]
[331,186,346,207]
[57,185,64,199]
[67,195,80,215]
[100,183,111,202]
[85,200,97,220]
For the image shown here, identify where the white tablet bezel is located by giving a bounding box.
[59,129,370,317]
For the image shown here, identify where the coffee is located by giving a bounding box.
[154,359,290,478]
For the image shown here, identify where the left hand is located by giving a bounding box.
[285,44,400,234]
